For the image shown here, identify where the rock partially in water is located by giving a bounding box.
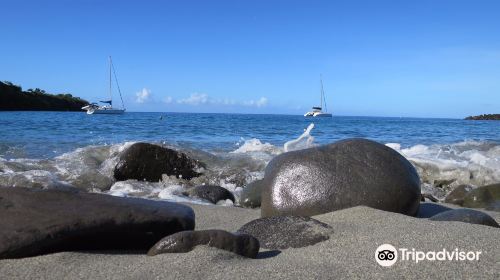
[261,139,421,217]
[147,230,259,258]
[239,179,264,208]
[485,202,500,212]
[429,208,499,228]
[237,216,332,250]
[184,185,235,204]
[0,186,195,259]
[114,143,203,182]
[70,170,114,191]
[444,185,473,206]
[462,183,500,209]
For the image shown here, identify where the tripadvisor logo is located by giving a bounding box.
[375,244,482,267]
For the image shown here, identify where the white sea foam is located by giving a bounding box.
[386,141,500,199]
[284,123,316,152]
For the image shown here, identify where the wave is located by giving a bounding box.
[0,124,498,204]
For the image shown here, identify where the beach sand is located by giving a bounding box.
[0,203,499,279]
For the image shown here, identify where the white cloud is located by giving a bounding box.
[244,97,268,107]
[163,96,173,104]
[135,88,151,103]
[170,93,268,108]
[177,93,209,105]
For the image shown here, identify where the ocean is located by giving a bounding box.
[0,111,499,203]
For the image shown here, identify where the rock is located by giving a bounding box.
[444,185,473,206]
[114,143,203,182]
[147,230,259,258]
[70,170,114,191]
[462,183,500,209]
[261,139,421,217]
[239,180,264,208]
[464,114,500,120]
[237,216,332,250]
[429,208,499,228]
[416,202,452,218]
[185,185,235,204]
[0,186,195,259]
[485,201,500,212]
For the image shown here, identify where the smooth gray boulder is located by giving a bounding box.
[261,139,421,217]
[444,185,473,206]
[463,183,500,209]
[429,208,499,228]
[239,179,264,208]
[0,187,195,259]
[185,185,235,204]
[114,143,203,182]
[147,230,259,258]
[237,216,332,249]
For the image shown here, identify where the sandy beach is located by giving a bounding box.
[1,202,498,279]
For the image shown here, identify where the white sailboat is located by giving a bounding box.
[304,75,332,117]
[82,56,126,114]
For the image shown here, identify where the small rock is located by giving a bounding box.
[185,185,235,204]
[237,216,332,250]
[114,142,203,182]
[485,201,500,212]
[429,208,500,228]
[444,185,473,206]
[0,186,195,259]
[239,180,264,208]
[147,230,259,258]
[463,183,500,209]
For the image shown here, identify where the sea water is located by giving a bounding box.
[0,111,499,203]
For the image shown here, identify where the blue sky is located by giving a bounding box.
[1,0,499,118]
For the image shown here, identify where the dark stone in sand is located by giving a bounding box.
[0,186,195,259]
[261,139,421,217]
[444,185,473,206]
[416,202,452,218]
[239,179,264,208]
[237,216,332,250]
[114,142,203,182]
[463,183,500,209]
[185,185,235,204]
[430,208,499,228]
[147,230,259,258]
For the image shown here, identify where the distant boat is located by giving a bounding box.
[304,75,332,117]
[82,56,126,114]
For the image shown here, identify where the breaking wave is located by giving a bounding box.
[0,123,498,204]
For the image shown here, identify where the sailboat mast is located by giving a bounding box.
[109,56,112,106]
[320,74,324,110]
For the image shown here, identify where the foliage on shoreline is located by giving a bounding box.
[465,114,500,120]
[0,81,89,111]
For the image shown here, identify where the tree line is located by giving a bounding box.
[0,81,89,111]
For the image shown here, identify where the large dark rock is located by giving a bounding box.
[261,139,421,217]
[429,208,499,228]
[184,185,235,204]
[444,185,473,206]
[114,143,203,182]
[0,187,195,259]
[237,216,332,250]
[147,230,259,258]
[239,179,264,208]
[462,183,500,209]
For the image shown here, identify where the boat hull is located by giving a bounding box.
[86,109,125,115]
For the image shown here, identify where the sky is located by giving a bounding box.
[1,0,499,118]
